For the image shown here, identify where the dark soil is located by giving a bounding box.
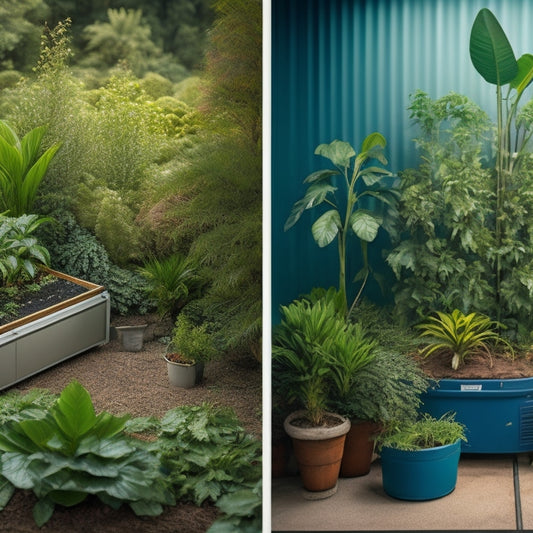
[415,348,533,379]
[0,276,87,326]
[0,318,262,533]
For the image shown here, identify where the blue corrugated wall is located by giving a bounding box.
[271,0,533,320]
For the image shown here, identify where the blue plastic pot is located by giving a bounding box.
[380,439,461,501]
[421,377,533,453]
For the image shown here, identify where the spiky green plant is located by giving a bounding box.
[0,120,61,216]
[138,253,202,319]
[416,308,513,370]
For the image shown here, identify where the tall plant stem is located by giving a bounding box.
[495,84,504,323]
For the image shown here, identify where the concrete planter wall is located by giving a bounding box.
[0,269,110,390]
[421,377,533,453]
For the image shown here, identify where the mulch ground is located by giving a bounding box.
[0,323,262,533]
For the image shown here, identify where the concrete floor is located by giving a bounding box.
[271,454,533,531]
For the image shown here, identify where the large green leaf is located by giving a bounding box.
[311,209,341,247]
[469,8,517,86]
[349,210,382,242]
[0,478,14,510]
[314,140,355,168]
[284,182,337,231]
[52,381,96,441]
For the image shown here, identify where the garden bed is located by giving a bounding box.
[0,331,262,532]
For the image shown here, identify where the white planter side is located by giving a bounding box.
[0,291,110,390]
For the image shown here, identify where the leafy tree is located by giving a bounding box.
[81,8,162,76]
[0,0,47,71]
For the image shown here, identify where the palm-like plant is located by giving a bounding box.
[416,309,513,370]
[138,253,202,319]
[272,296,375,426]
[0,120,61,217]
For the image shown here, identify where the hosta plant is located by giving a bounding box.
[416,309,513,370]
[0,380,174,527]
[284,135,399,316]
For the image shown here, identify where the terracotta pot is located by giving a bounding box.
[340,419,381,477]
[284,410,350,496]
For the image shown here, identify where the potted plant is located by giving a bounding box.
[376,413,466,501]
[272,294,374,498]
[164,314,217,388]
[331,348,430,477]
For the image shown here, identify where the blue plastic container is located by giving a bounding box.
[380,439,461,501]
[421,377,533,453]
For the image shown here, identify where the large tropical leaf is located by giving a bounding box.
[349,210,382,242]
[284,182,337,231]
[314,140,355,168]
[311,209,341,247]
[469,8,517,86]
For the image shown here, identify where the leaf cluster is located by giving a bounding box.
[416,308,513,370]
[129,403,261,530]
[0,214,51,285]
[170,313,217,364]
[0,381,175,527]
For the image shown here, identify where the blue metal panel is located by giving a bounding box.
[271,0,533,320]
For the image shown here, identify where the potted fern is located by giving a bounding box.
[164,314,217,388]
[272,294,374,498]
[376,413,466,501]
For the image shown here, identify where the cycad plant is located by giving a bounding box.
[416,309,513,370]
[138,253,202,319]
[0,120,61,216]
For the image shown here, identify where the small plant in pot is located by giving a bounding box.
[272,294,374,498]
[164,314,217,388]
[376,413,466,501]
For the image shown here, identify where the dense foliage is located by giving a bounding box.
[0,386,260,531]
[0,0,262,360]
[0,381,174,527]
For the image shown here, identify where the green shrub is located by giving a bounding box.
[94,191,142,266]
[0,381,174,527]
[0,71,22,90]
[140,72,174,99]
[106,264,153,316]
[170,314,217,364]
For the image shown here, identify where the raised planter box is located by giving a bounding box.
[0,269,110,390]
[421,377,533,453]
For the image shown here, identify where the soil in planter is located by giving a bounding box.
[415,349,533,380]
[289,413,346,429]
[0,275,88,327]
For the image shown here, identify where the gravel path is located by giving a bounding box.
[0,329,262,532]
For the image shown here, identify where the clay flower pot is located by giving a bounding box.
[340,419,381,477]
[284,410,350,498]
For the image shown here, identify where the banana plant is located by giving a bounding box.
[0,120,61,216]
[284,133,399,316]
[470,8,533,318]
